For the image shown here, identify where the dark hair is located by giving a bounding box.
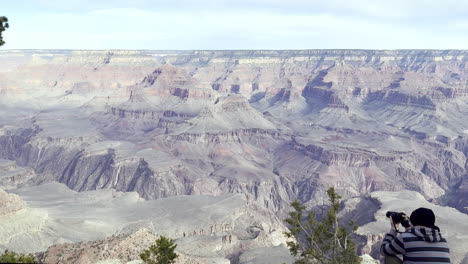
[410,207,437,229]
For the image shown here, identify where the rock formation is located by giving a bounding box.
[0,182,285,263]
[0,49,467,262]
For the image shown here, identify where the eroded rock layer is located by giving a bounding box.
[1,50,467,214]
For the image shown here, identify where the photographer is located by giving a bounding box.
[380,207,451,264]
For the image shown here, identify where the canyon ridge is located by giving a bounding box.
[0,50,467,263]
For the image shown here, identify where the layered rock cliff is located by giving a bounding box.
[0,50,467,216]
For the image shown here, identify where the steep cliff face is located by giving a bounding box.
[0,49,467,215]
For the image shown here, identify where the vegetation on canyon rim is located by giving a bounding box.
[0,16,8,46]
[0,250,36,263]
[285,187,361,264]
[140,236,178,264]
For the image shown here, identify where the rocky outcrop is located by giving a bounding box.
[0,188,26,216]
[172,87,190,100]
[48,150,185,200]
[291,140,395,167]
[0,128,38,160]
[39,229,230,264]
[431,87,468,99]
[0,159,36,189]
[0,187,48,250]
[302,87,349,111]
[366,90,436,110]
[169,128,281,144]
[110,107,160,119]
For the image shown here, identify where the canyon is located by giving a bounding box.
[0,49,467,263]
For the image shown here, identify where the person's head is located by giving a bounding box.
[410,207,437,229]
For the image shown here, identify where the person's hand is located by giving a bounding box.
[402,215,412,231]
[390,217,399,231]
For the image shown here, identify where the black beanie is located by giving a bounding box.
[410,207,436,228]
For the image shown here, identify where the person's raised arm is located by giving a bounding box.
[380,217,406,256]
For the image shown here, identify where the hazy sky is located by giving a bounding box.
[2,0,468,49]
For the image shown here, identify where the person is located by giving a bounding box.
[380,207,451,264]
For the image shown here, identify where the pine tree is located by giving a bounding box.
[0,250,36,263]
[140,236,178,264]
[0,16,8,46]
[284,187,361,264]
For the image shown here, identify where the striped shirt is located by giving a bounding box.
[380,226,451,263]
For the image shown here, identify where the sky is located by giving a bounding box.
[2,0,468,50]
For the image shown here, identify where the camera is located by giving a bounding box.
[386,211,411,228]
